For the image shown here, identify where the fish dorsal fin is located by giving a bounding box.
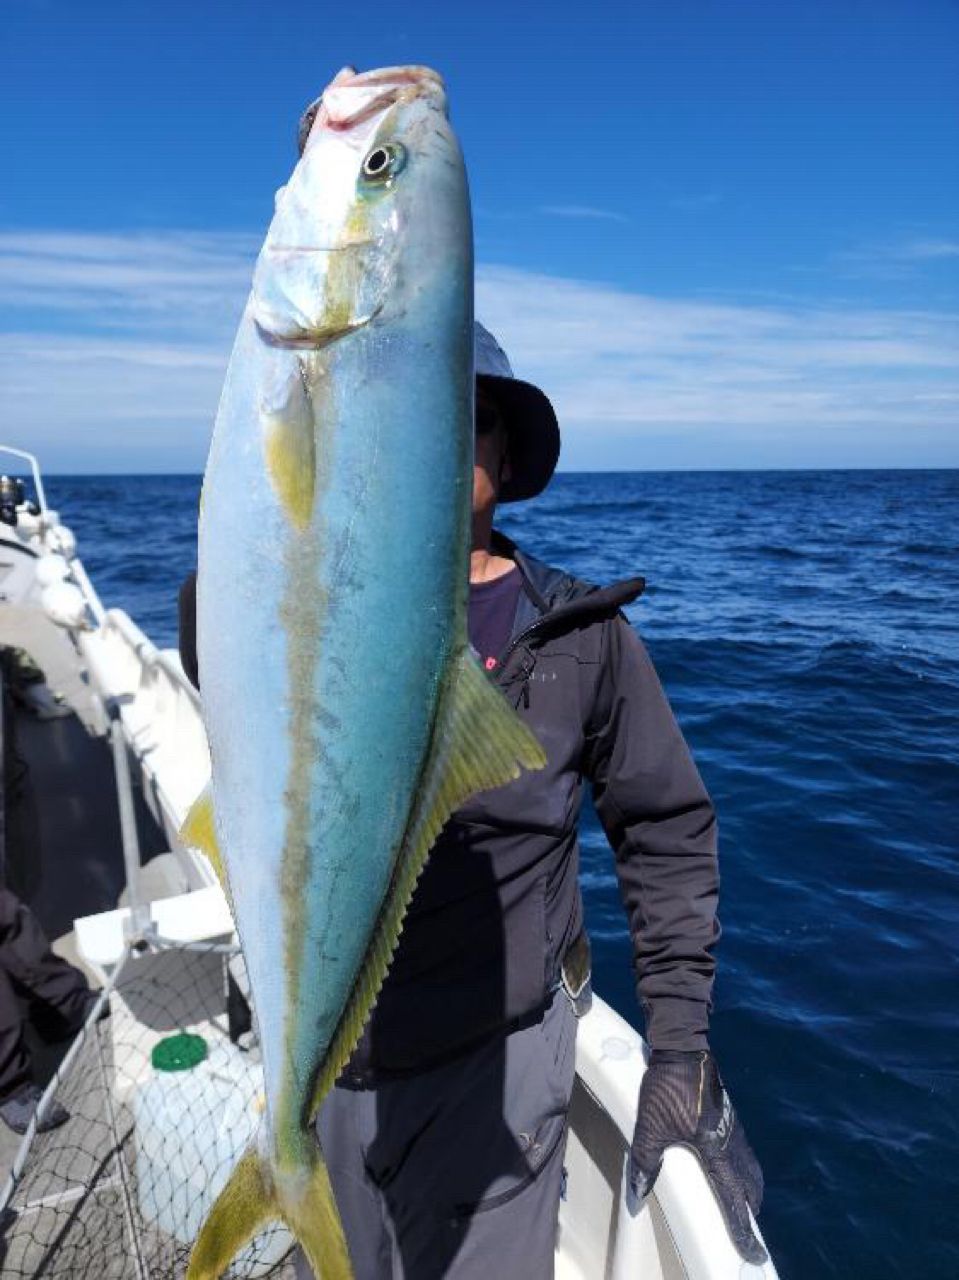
[310,646,547,1111]
[181,783,230,896]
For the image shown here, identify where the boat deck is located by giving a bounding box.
[0,601,170,929]
[0,605,169,1208]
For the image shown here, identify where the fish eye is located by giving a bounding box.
[360,142,406,185]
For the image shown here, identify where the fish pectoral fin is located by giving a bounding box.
[310,647,547,1108]
[187,1141,352,1280]
[430,645,548,814]
[260,354,316,531]
[180,784,229,893]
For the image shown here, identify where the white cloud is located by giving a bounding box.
[539,205,629,224]
[476,266,959,467]
[669,191,724,211]
[0,230,257,333]
[832,235,959,280]
[0,231,256,468]
[0,331,227,469]
[1,230,957,471]
[888,239,959,261]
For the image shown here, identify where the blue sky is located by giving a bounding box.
[1,0,957,471]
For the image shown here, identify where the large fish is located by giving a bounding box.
[181,65,546,1279]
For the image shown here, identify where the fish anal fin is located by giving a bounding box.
[311,647,547,1108]
[181,784,229,894]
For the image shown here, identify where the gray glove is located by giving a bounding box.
[629,1049,767,1265]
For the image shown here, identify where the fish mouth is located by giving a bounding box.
[340,65,444,92]
[253,241,384,349]
[311,64,446,136]
[333,65,444,89]
[265,240,375,254]
[254,305,381,351]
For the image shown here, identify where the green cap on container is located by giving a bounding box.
[151,1032,208,1072]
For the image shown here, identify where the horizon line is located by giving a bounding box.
[30,464,959,478]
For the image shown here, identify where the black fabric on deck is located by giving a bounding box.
[0,645,167,1099]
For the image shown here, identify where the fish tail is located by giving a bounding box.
[186,1139,352,1280]
[280,1150,353,1280]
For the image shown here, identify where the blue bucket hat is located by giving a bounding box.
[474,322,560,503]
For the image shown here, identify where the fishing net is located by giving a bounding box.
[0,939,297,1279]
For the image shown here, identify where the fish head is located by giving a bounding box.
[253,65,470,351]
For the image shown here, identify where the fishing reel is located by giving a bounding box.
[0,476,25,528]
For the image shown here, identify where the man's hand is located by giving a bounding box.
[629,1050,767,1265]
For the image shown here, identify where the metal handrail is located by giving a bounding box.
[68,554,107,627]
[99,607,202,710]
[0,445,48,516]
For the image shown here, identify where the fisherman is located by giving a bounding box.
[0,886,99,1134]
[180,318,766,1277]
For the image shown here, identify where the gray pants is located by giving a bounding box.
[294,992,577,1280]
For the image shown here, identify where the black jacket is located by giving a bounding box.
[177,533,720,1076]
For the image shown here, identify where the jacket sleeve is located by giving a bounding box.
[583,615,720,1051]
[178,571,199,690]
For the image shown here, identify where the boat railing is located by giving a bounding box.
[78,607,212,884]
[66,554,107,627]
[0,445,212,885]
[0,445,49,519]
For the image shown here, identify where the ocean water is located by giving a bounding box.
[41,469,959,1279]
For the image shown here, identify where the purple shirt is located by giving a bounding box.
[468,566,522,672]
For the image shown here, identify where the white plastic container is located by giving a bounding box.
[133,1038,293,1275]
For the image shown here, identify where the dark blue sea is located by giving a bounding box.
[42,470,959,1279]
